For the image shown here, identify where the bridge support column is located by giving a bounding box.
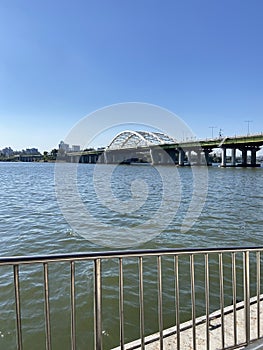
[221,148,227,167]
[105,152,113,164]
[150,149,156,165]
[159,152,166,164]
[187,150,191,164]
[196,151,202,165]
[242,149,247,166]
[231,148,236,166]
[166,149,177,164]
[98,152,106,164]
[204,149,212,165]
[103,152,107,164]
[251,148,257,166]
[178,149,185,166]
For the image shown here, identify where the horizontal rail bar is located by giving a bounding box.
[1,246,263,265]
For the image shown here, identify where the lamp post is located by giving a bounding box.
[244,120,252,135]
[209,126,217,139]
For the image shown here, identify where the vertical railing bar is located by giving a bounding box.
[119,258,124,350]
[219,253,225,349]
[174,255,180,350]
[232,252,237,346]
[139,257,145,349]
[256,251,261,339]
[94,259,102,350]
[157,255,163,350]
[70,261,76,350]
[205,254,210,350]
[14,265,23,350]
[190,254,196,350]
[43,262,51,350]
[243,251,250,345]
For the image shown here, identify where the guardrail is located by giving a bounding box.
[1,246,263,350]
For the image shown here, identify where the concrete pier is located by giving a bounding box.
[231,148,236,166]
[242,149,248,166]
[178,149,185,166]
[221,148,227,167]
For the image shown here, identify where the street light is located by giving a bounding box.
[244,120,252,135]
[209,126,217,139]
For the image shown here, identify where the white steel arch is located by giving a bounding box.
[107,130,176,150]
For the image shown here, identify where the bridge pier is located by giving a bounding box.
[192,149,211,166]
[71,155,80,163]
[100,152,107,164]
[105,152,114,164]
[204,149,212,166]
[196,151,202,165]
[231,148,236,166]
[221,148,227,167]
[241,149,248,166]
[251,148,257,166]
[160,151,169,164]
[178,149,185,166]
[150,148,178,165]
[220,146,260,167]
[166,149,177,164]
[150,149,157,165]
[187,150,192,164]
[111,153,116,163]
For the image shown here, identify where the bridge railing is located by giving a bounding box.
[1,246,263,350]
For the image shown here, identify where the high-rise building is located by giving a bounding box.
[58,141,70,152]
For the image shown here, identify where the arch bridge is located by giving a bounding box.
[67,131,263,167]
[102,130,178,164]
[107,130,176,150]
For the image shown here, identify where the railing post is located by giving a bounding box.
[232,252,237,346]
[157,255,163,350]
[219,253,225,349]
[205,254,210,350]
[14,265,23,350]
[43,262,51,350]
[139,257,145,349]
[70,261,76,350]
[119,258,124,349]
[256,251,261,340]
[174,255,180,350]
[94,259,102,350]
[190,254,196,350]
[243,251,250,344]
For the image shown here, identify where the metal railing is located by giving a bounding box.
[1,246,263,350]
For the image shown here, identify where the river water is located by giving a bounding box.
[0,162,262,349]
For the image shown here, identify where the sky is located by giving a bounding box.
[0,0,263,152]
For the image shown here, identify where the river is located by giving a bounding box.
[0,162,262,349]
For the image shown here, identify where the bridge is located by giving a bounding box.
[66,131,263,167]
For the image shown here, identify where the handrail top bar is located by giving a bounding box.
[1,246,263,265]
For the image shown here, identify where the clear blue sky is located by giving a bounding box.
[0,0,263,151]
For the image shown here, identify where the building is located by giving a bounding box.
[58,141,70,152]
[71,145,81,152]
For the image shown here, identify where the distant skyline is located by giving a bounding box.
[1,0,263,152]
